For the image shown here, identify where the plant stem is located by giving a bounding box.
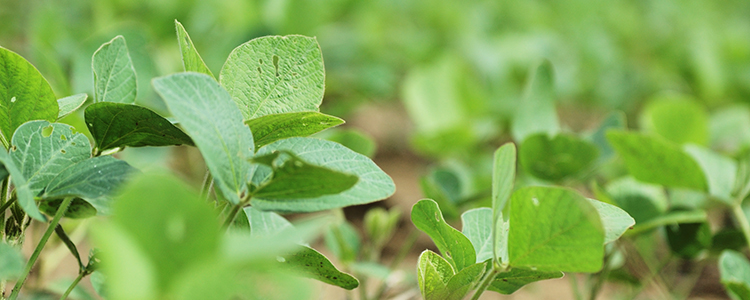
[222,204,242,229]
[59,271,85,300]
[8,197,73,300]
[200,171,213,200]
[731,203,750,250]
[570,274,584,300]
[0,197,17,215]
[469,266,501,300]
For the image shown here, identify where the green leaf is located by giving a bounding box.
[488,268,564,294]
[419,171,460,220]
[0,162,8,181]
[0,46,58,147]
[40,198,97,219]
[283,246,359,290]
[411,199,476,271]
[417,250,452,300]
[585,198,635,244]
[639,93,708,145]
[245,112,343,148]
[0,146,45,221]
[252,152,358,199]
[444,262,486,300]
[251,137,394,212]
[508,186,604,272]
[57,93,88,120]
[107,172,221,293]
[90,271,106,298]
[220,35,325,120]
[709,105,750,153]
[461,208,493,263]
[318,129,377,158]
[54,224,84,270]
[92,36,137,104]
[519,133,599,181]
[0,242,24,280]
[174,20,213,78]
[511,60,559,142]
[588,111,626,162]
[244,206,293,238]
[666,221,711,259]
[607,130,707,191]
[493,143,516,214]
[92,222,157,299]
[605,177,668,224]
[85,102,194,152]
[153,73,254,205]
[628,210,707,236]
[719,250,750,300]
[325,221,361,263]
[684,145,736,204]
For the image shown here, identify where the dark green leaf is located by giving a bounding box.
[85,102,194,152]
[666,221,711,259]
[40,198,97,219]
[92,36,137,104]
[153,73,254,204]
[57,93,88,120]
[245,112,344,148]
[607,130,707,190]
[252,153,358,199]
[283,246,359,290]
[0,46,58,147]
[511,60,559,141]
[174,20,213,77]
[411,199,476,271]
[519,133,599,181]
[488,268,564,294]
[220,35,325,120]
[419,171,460,220]
[54,224,84,270]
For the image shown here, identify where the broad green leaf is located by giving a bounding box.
[719,250,750,300]
[0,46,58,147]
[493,143,516,213]
[0,242,24,280]
[420,171,460,220]
[92,36,137,104]
[174,20,213,77]
[0,148,45,221]
[607,130,707,191]
[220,35,325,120]
[251,152,358,199]
[10,121,90,195]
[318,129,376,158]
[666,221,711,259]
[461,208,493,263]
[153,73,254,205]
[417,250,453,300]
[85,102,194,152]
[519,133,599,181]
[244,206,293,238]
[92,222,157,300]
[605,177,668,224]
[283,246,359,290]
[40,198,97,219]
[251,137,394,212]
[588,111,626,162]
[444,262,486,300]
[488,268,564,294]
[684,145,736,204]
[41,155,136,214]
[508,186,604,272]
[511,60,559,141]
[57,93,88,120]
[411,199,476,271]
[628,210,707,236]
[639,93,708,145]
[245,112,343,148]
[586,198,635,244]
[107,172,220,293]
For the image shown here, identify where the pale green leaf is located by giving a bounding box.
[251,137,394,212]
[0,149,44,220]
[412,199,476,271]
[0,46,58,147]
[508,187,604,272]
[153,73,254,205]
[244,206,293,238]
[174,20,213,77]
[488,268,564,294]
[92,36,137,104]
[511,60,559,141]
[684,145,736,204]
[493,143,516,214]
[461,208,493,263]
[92,222,157,300]
[220,35,324,120]
[245,112,343,148]
[719,250,750,300]
[57,93,88,120]
[639,93,708,145]
[417,250,452,300]
[607,130,707,191]
[586,198,635,244]
[0,242,24,280]
[628,210,707,236]
[283,246,359,290]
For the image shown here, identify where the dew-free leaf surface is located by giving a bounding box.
[92,36,137,104]
[220,35,325,120]
[153,73,254,204]
[283,246,359,290]
[0,242,24,280]
[684,145,736,204]
[0,149,44,220]
[519,133,598,181]
[719,250,750,300]
[640,94,708,145]
[417,250,453,300]
[245,112,343,148]
[586,198,635,244]
[57,93,88,120]
[252,153,358,199]
[512,61,559,141]
[461,208,494,263]
[488,268,564,294]
[175,20,213,77]
[412,199,475,271]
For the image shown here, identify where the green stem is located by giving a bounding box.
[570,274,583,300]
[9,197,74,300]
[59,271,85,300]
[469,266,501,300]
[0,197,17,216]
[201,171,214,200]
[732,203,750,250]
[222,204,242,229]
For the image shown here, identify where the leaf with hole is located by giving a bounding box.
[245,112,343,148]
[92,36,137,104]
[251,137,394,212]
[0,46,58,147]
[411,199,475,271]
[85,102,194,152]
[57,93,88,120]
[153,72,254,205]
[220,35,325,120]
[175,20,213,77]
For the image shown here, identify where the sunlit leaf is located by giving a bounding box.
[245,112,343,148]
[175,20,213,77]
[92,36,137,104]
[412,199,475,271]
[57,93,88,120]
